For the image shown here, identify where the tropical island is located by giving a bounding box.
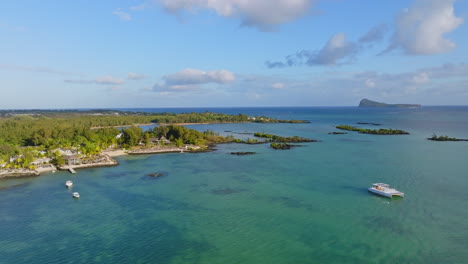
[336,125,409,135]
[359,99,421,108]
[0,110,309,178]
[427,134,468,142]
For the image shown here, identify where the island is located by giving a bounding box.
[359,99,421,108]
[270,143,301,150]
[336,125,409,135]
[427,135,468,142]
[253,133,319,143]
[0,110,308,178]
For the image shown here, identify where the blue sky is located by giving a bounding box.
[1,0,467,108]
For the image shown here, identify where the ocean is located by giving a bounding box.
[1,107,467,264]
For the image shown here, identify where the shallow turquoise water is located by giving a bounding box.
[1,107,468,264]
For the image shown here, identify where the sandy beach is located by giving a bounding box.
[103,149,128,157]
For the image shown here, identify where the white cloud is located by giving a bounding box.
[113,8,132,21]
[130,3,149,11]
[153,68,235,92]
[65,75,125,85]
[164,68,235,85]
[267,33,358,67]
[386,0,463,55]
[159,0,312,30]
[310,33,358,65]
[271,82,286,89]
[128,72,146,80]
[359,24,388,44]
[95,75,125,85]
[411,72,430,84]
[365,79,376,88]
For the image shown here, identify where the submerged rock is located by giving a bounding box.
[230,152,256,155]
[146,172,168,179]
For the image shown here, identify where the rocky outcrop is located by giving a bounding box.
[359,99,421,108]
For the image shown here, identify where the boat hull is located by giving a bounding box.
[368,188,392,198]
[368,188,404,198]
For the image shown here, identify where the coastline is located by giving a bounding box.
[58,154,119,171]
[90,123,155,129]
[0,155,118,179]
[103,149,128,157]
[0,168,40,179]
[91,121,249,129]
[0,148,193,179]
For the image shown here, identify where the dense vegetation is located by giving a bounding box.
[0,111,308,170]
[0,112,253,169]
[253,132,318,142]
[336,125,409,135]
[427,134,468,141]
[270,143,298,150]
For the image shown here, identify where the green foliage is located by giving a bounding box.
[428,134,468,141]
[0,111,305,169]
[254,132,317,142]
[270,143,293,150]
[120,126,143,147]
[336,125,409,135]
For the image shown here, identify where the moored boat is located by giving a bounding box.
[72,192,80,198]
[368,183,404,198]
[65,180,73,188]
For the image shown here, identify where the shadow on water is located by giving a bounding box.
[340,185,370,196]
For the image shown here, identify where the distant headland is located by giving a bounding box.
[359,99,421,108]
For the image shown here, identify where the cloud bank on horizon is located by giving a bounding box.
[0,0,467,108]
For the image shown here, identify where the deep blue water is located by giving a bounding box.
[1,107,468,264]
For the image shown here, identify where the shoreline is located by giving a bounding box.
[58,154,119,171]
[103,149,128,157]
[0,169,40,179]
[0,148,192,179]
[90,123,155,129]
[91,121,250,129]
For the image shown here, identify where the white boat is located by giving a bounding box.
[65,180,73,188]
[368,183,404,198]
[72,192,80,198]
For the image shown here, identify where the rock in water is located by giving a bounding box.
[359,99,421,108]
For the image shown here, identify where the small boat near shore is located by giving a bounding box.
[368,183,404,198]
[72,192,80,198]
[65,180,73,188]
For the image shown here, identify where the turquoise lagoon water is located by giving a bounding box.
[1,107,468,264]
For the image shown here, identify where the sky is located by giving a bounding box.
[0,0,467,109]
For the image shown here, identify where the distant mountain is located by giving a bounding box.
[359,99,421,108]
